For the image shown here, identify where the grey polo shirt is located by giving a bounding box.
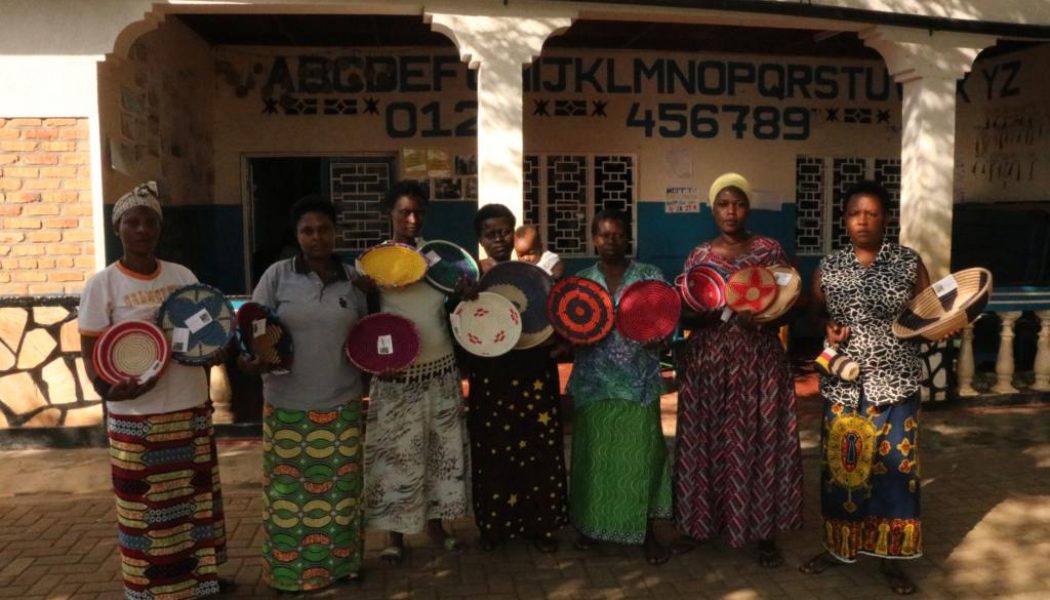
[251,255,368,410]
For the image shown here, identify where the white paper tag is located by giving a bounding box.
[138,359,163,383]
[171,327,190,353]
[932,274,958,298]
[424,250,442,266]
[184,308,213,333]
[252,318,267,338]
[720,306,733,322]
[376,334,394,355]
[774,271,793,286]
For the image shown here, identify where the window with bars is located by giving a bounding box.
[522,154,637,257]
[794,155,901,256]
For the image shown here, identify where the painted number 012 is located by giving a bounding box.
[386,101,478,138]
[626,102,810,140]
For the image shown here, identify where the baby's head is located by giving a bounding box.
[514,224,543,263]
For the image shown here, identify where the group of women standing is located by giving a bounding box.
[82,172,931,598]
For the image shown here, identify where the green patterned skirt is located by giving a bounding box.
[569,399,672,544]
[262,402,364,592]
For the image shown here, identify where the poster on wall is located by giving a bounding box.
[665,186,700,213]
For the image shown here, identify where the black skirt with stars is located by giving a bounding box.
[465,346,569,541]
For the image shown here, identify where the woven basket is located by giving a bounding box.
[356,243,427,288]
[892,267,993,341]
[156,283,235,365]
[676,265,727,312]
[754,266,801,323]
[480,261,553,348]
[235,302,294,373]
[725,266,778,314]
[94,320,170,385]
[419,240,480,293]
[616,279,681,343]
[345,313,421,374]
[547,276,614,346]
[451,292,523,357]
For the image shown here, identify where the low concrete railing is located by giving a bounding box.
[956,287,1050,397]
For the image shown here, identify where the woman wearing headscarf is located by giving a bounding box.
[800,181,932,596]
[242,195,368,592]
[673,173,803,567]
[568,209,673,565]
[363,181,470,565]
[79,182,232,599]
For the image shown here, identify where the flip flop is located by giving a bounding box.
[443,536,464,552]
[799,551,843,575]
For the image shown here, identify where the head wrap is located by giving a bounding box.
[708,172,751,207]
[112,181,163,226]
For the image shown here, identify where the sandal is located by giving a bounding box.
[443,535,464,552]
[574,534,596,551]
[799,551,843,575]
[380,545,404,566]
[757,539,784,569]
[880,561,916,595]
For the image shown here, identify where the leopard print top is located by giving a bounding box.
[819,242,922,407]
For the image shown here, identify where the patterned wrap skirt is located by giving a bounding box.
[569,399,672,544]
[364,353,470,534]
[261,401,364,591]
[107,404,226,600]
[466,347,568,542]
[673,323,804,547]
[820,393,922,562]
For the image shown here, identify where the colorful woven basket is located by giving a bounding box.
[355,243,428,288]
[344,313,421,374]
[546,276,614,346]
[725,266,778,314]
[754,265,801,323]
[814,346,860,381]
[480,261,553,349]
[156,283,235,365]
[677,265,728,312]
[93,320,170,385]
[234,302,294,373]
[892,267,993,341]
[616,279,681,343]
[451,292,523,357]
[419,240,480,293]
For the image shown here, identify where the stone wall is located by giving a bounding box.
[0,117,95,296]
[0,295,102,428]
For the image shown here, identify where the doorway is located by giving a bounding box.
[246,155,396,287]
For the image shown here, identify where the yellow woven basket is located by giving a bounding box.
[356,243,428,288]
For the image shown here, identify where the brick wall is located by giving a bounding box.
[0,118,95,296]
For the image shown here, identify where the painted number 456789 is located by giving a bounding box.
[626,102,810,141]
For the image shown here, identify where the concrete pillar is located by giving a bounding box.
[862,27,995,280]
[992,311,1021,394]
[1031,310,1050,392]
[956,323,978,397]
[427,10,574,223]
